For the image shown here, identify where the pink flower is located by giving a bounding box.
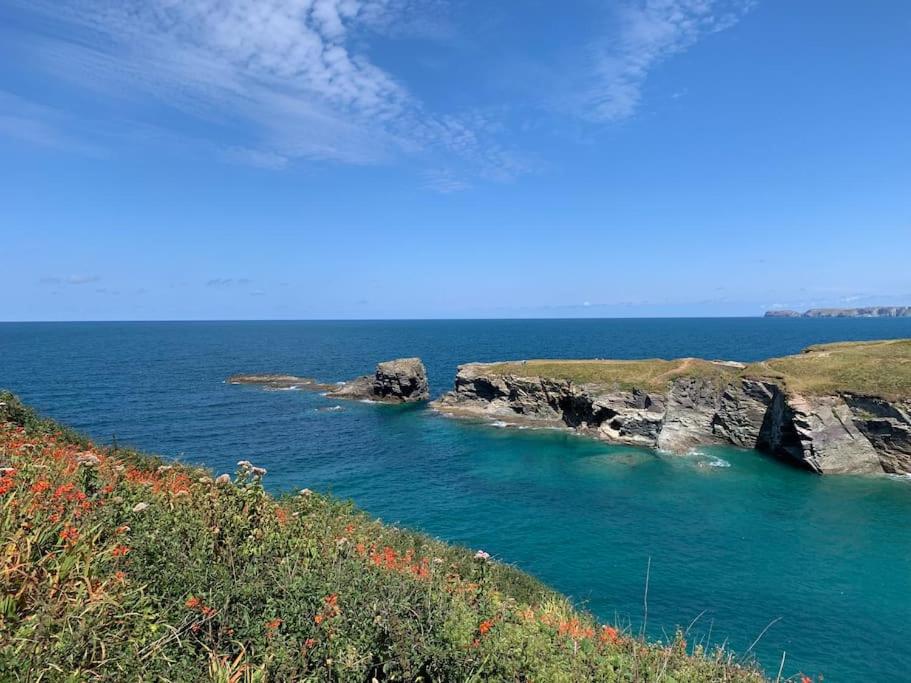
[474,550,491,561]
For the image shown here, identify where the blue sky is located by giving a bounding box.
[1,0,909,320]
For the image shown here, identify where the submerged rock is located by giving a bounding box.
[328,358,429,403]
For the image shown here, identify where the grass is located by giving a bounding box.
[743,339,911,400]
[481,359,741,393]
[480,339,911,400]
[0,390,771,682]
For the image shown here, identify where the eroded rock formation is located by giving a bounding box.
[328,358,429,403]
[433,364,911,475]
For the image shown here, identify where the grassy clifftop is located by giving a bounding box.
[481,339,911,400]
[0,391,765,681]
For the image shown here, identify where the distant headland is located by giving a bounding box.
[764,306,911,318]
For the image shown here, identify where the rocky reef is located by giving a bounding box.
[227,374,336,391]
[433,341,911,475]
[327,358,429,403]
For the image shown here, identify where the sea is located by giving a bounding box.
[1,318,909,681]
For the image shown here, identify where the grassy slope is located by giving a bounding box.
[481,339,911,400]
[0,392,766,682]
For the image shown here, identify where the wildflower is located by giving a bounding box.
[114,571,127,582]
[299,488,312,496]
[112,545,130,557]
[200,606,216,618]
[325,594,338,608]
[76,453,101,467]
[265,618,282,631]
[474,550,491,561]
[304,638,316,648]
[345,523,355,533]
[59,525,79,545]
[115,525,130,534]
[479,620,493,635]
[314,614,324,625]
[237,460,252,470]
[132,502,149,513]
[215,473,231,485]
[600,626,619,644]
[30,480,51,494]
[800,677,812,683]
[185,596,201,609]
[251,466,267,477]
[156,465,173,473]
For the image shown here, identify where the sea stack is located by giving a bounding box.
[329,358,430,403]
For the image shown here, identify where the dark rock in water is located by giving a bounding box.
[227,374,336,391]
[328,358,429,403]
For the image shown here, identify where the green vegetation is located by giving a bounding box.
[743,339,911,400]
[0,391,767,681]
[482,358,740,392]
[483,339,911,400]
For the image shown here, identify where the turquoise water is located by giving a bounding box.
[1,319,910,681]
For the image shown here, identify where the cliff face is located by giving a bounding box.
[434,364,911,475]
[764,307,911,318]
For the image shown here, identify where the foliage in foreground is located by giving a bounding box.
[0,391,770,681]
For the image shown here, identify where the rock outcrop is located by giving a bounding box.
[328,358,429,403]
[434,361,911,475]
[227,374,335,391]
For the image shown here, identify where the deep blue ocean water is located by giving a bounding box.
[1,318,910,681]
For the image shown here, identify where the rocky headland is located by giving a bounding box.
[433,340,911,475]
[764,306,911,318]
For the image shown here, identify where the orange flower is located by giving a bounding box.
[478,620,493,635]
[324,594,338,608]
[600,626,619,644]
[185,596,201,609]
[314,614,324,625]
[114,571,127,582]
[800,677,813,683]
[200,606,216,618]
[59,525,79,544]
[265,618,282,631]
[112,545,130,557]
[304,638,316,648]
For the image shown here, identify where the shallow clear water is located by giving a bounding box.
[1,318,909,681]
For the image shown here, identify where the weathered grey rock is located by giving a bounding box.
[785,394,884,474]
[433,363,911,475]
[657,377,725,452]
[329,358,429,403]
[844,395,911,473]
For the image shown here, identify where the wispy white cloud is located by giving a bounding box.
[206,278,252,288]
[422,169,470,193]
[579,0,754,122]
[5,0,525,182]
[39,275,101,285]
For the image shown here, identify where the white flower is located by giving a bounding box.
[237,460,252,470]
[76,453,100,467]
[474,550,491,561]
[132,502,149,513]
[215,474,231,485]
[299,488,313,496]
[251,466,267,477]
